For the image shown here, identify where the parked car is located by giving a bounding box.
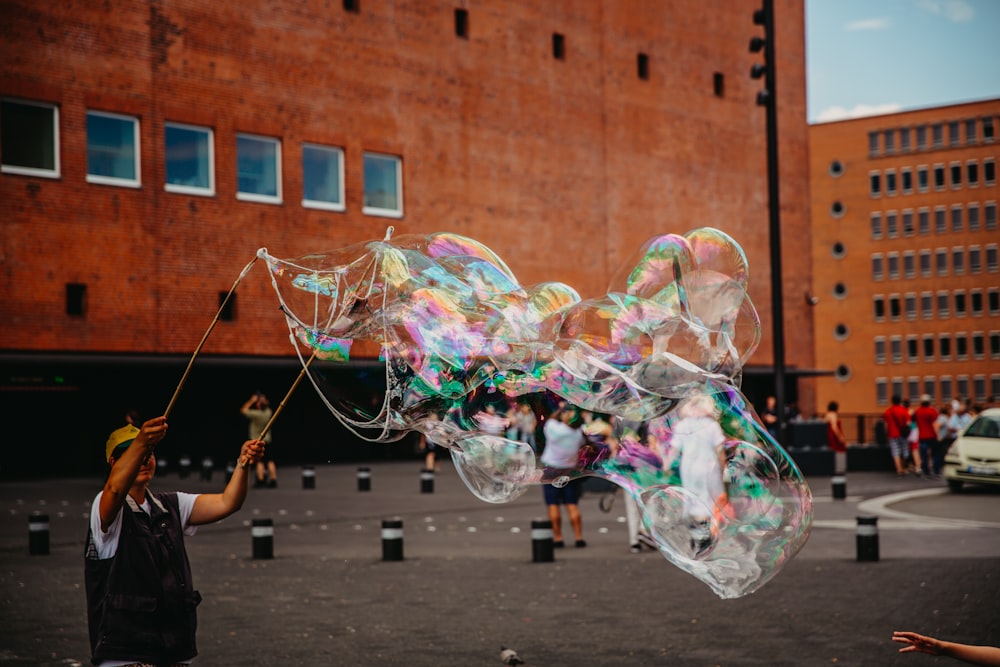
[943,408,1000,492]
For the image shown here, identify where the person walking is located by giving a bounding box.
[85,416,265,666]
[241,392,277,487]
[913,395,939,477]
[883,395,912,476]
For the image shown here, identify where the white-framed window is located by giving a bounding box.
[972,332,985,359]
[901,167,913,194]
[992,333,1000,359]
[917,164,929,192]
[873,294,886,321]
[973,374,986,402]
[886,210,898,238]
[900,128,911,152]
[986,244,998,272]
[907,376,920,399]
[916,125,928,149]
[868,132,880,157]
[949,121,961,146]
[950,161,962,189]
[968,203,980,231]
[986,201,997,231]
[885,168,897,196]
[940,336,952,361]
[921,291,933,319]
[919,250,931,277]
[918,207,930,235]
[967,160,979,187]
[952,246,965,275]
[891,376,904,400]
[965,118,978,144]
[86,110,140,187]
[165,122,214,195]
[869,170,881,197]
[954,290,967,318]
[884,129,896,154]
[935,247,948,276]
[363,152,403,217]
[903,250,916,278]
[934,206,947,234]
[933,163,946,190]
[871,253,884,281]
[969,246,982,274]
[932,123,944,147]
[874,336,886,364]
[890,335,903,363]
[889,293,901,321]
[870,212,883,239]
[1,98,60,178]
[984,117,996,143]
[302,143,345,211]
[876,377,888,406]
[970,289,983,316]
[950,205,963,232]
[904,292,917,320]
[237,133,281,203]
[985,158,996,185]
[887,252,900,279]
[993,374,1000,399]
[940,375,953,402]
[937,290,950,318]
[922,335,935,361]
[902,209,914,236]
[990,288,1000,315]
[957,374,969,398]
[923,376,936,400]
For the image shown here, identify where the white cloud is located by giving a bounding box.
[917,0,974,22]
[844,17,890,31]
[814,103,904,123]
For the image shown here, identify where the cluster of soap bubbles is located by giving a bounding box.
[257,228,812,598]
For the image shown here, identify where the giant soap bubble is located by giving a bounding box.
[258,227,811,598]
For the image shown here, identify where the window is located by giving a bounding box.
[1,98,59,177]
[86,111,140,186]
[971,290,983,316]
[219,291,237,321]
[889,294,901,320]
[870,212,883,239]
[870,171,881,197]
[968,203,980,231]
[922,335,935,361]
[986,202,997,230]
[886,211,898,237]
[343,0,359,12]
[919,250,932,277]
[885,169,897,195]
[236,134,281,203]
[900,127,911,152]
[937,290,950,318]
[918,207,930,235]
[903,251,915,278]
[993,334,1000,358]
[907,377,920,400]
[873,295,886,321]
[935,247,948,276]
[66,283,87,317]
[985,117,996,142]
[363,152,403,217]
[868,131,880,156]
[884,129,896,154]
[890,336,903,363]
[949,121,961,146]
[954,290,967,318]
[901,167,913,193]
[932,123,943,146]
[933,164,946,190]
[454,8,469,38]
[917,165,929,192]
[940,376,953,402]
[871,254,884,280]
[965,118,978,144]
[973,374,986,401]
[924,377,936,400]
[967,160,979,187]
[950,161,962,189]
[921,291,933,319]
[951,205,963,232]
[952,247,965,275]
[989,288,999,315]
[887,252,900,279]
[552,32,565,60]
[875,336,888,364]
[301,143,344,211]
[987,244,998,272]
[969,246,982,274]
[905,293,917,320]
[985,158,996,185]
[164,122,214,195]
[940,335,952,361]
[956,336,968,361]
[994,374,1000,398]
[876,378,888,405]
[916,125,927,149]
[637,53,650,80]
[902,210,914,236]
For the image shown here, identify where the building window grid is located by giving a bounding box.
[966,118,978,144]
[916,125,928,149]
[884,129,896,154]
[990,289,1000,315]
[973,375,986,402]
[891,377,904,401]
[984,117,995,142]
[903,251,916,278]
[889,294,901,321]
[870,171,881,197]
[949,120,961,146]
[868,132,880,157]
[900,127,911,152]
[957,374,969,399]
[956,334,968,361]
[991,331,1000,358]
[993,375,1000,399]
[873,295,886,322]
[939,335,952,361]
[906,335,919,362]
[932,123,944,147]
[902,210,914,236]
[901,168,913,194]
[955,290,967,318]
[918,208,930,235]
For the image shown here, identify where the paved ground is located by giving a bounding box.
[1,463,998,666]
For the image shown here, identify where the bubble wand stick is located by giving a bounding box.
[256,352,316,441]
[164,256,259,419]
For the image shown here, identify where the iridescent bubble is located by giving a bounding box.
[257,227,811,598]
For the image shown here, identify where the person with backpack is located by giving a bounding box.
[883,394,912,477]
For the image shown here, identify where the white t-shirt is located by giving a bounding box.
[89,491,199,560]
[541,419,584,468]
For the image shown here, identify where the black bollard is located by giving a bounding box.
[178,455,192,479]
[420,468,434,494]
[381,519,404,561]
[28,514,50,556]
[832,475,847,500]
[252,518,274,559]
[302,465,316,489]
[357,467,371,492]
[200,456,214,482]
[531,519,554,563]
[856,515,879,562]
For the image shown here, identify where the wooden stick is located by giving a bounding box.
[164,256,259,418]
[257,352,316,441]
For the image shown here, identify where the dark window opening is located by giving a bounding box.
[219,292,237,322]
[552,33,565,60]
[713,72,724,97]
[454,9,468,38]
[343,0,359,13]
[66,283,87,317]
[637,53,649,80]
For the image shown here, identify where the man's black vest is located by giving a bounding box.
[85,491,201,665]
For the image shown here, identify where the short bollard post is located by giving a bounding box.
[531,519,554,563]
[420,468,434,494]
[831,475,847,500]
[252,518,274,560]
[856,515,879,562]
[302,465,316,489]
[200,456,213,482]
[381,519,404,561]
[357,467,371,492]
[178,455,192,479]
[29,514,50,556]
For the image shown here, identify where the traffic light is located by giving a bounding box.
[749,3,770,107]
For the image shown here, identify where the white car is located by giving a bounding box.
[944,408,1000,492]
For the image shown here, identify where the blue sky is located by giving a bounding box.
[805,0,1000,123]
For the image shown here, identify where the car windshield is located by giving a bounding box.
[965,416,1000,439]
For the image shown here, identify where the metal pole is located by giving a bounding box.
[762,0,787,447]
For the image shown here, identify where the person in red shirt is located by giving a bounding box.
[882,395,912,476]
[913,395,939,477]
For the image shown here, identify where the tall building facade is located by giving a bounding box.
[1,1,813,472]
[810,99,1000,427]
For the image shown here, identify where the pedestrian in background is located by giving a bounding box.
[883,394,912,477]
[913,395,939,478]
[241,392,277,488]
[85,416,265,665]
[540,402,587,548]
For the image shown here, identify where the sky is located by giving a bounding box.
[805,0,1000,124]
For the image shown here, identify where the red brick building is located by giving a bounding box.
[809,99,1000,436]
[1,0,813,472]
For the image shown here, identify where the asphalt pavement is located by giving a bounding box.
[1,462,998,666]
